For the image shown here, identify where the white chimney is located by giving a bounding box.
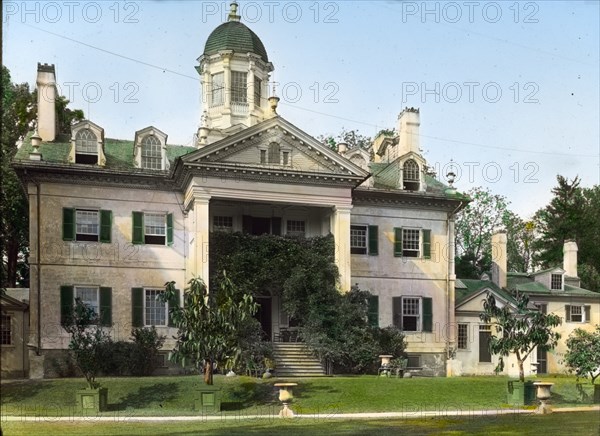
[563,240,578,278]
[397,107,420,156]
[36,63,57,142]
[491,230,507,289]
[337,142,348,154]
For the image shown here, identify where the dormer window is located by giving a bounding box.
[550,273,563,290]
[403,159,420,190]
[70,120,105,166]
[134,126,168,171]
[75,129,98,164]
[141,136,162,170]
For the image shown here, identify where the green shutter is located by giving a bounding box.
[394,228,403,257]
[368,225,378,256]
[63,208,75,241]
[132,288,144,327]
[132,212,144,244]
[584,306,591,323]
[367,295,379,327]
[99,287,112,326]
[565,305,571,322]
[272,217,281,236]
[422,229,431,259]
[168,289,180,327]
[60,286,74,325]
[100,210,112,243]
[422,297,433,332]
[166,213,174,246]
[392,297,403,328]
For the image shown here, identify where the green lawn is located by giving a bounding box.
[2,412,599,435]
[1,374,597,418]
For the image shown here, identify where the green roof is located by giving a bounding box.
[455,279,518,306]
[204,21,268,62]
[14,132,196,171]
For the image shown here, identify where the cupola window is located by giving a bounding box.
[231,71,248,103]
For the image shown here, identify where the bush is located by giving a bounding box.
[375,326,407,357]
[98,327,165,377]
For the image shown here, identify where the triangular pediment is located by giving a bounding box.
[456,286,514,312]
[181,117,369,185]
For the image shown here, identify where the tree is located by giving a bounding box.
[318,128,373,151]
[1,66,36,287]
[564,326,600,384]
[160,273,258,385]
[504,211,537,273]
[62,299,111,389]
[480,293,562,382]
[455,187,511,278]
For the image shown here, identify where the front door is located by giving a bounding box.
[255,297,272,340]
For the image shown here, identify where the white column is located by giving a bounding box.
[193,195,211,287]
[332,206,352,293]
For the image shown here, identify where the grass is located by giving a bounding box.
[2,412,599,435]
[1,374,597,418]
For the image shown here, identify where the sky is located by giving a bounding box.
[3,0,599,218]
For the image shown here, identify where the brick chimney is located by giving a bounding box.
[36,63,57,142]
[491,230,507,289]
[397,107,420,156]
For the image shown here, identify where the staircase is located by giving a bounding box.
[271,343,326,377]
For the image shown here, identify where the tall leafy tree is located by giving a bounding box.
[455,187,510,278]
[160,273,258,385]
[533,176,600,291]
[504,211,537,273]
[1,66,36,287]
[480,293,562,382]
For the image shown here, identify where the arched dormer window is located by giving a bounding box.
[134,126,168,170]
[403,159,420,191]
[141,135,162,170]
[75,129,98,164]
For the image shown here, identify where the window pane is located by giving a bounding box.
[458,324,468,349]
[268,143,280,164]
[76,287,99,314]
[254,77,261,107]
[141,136,162,170]
[402,297,420,331]
[571,305,582,322]
[231,71,247,103]
[211,73,224,106]
[145,213,166,235]
[286,220,305,236]
[75,129,97,154]
[403,159,419,181]
[350,225,367,254]
[145,289,167,326]
[550,274,562,290]
[403,229,420,257]
[76,210,99,235]
[214,216,233,231]
[1,315,11,345]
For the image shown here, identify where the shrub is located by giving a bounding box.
[130,326,166,376]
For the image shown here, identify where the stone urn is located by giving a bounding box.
[379,355,393,366]
[274,382,298,418]
[533,382,554,414]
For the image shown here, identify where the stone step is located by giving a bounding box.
[271,342,326,376]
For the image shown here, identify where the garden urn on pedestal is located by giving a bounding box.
[533,382,554,414]
[274,383,298,418]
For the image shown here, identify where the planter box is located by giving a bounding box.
[194,385,222,413]
[506,380,536,406]
[76,388,108,412]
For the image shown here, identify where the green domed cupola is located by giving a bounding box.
[196,2,275,146]
[204,18,269,63]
